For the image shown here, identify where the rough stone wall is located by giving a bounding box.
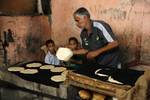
[0,16,51,65]
[51,0,150,64]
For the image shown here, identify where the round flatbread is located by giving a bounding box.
[51,75,66,82]
[20,69,38,74]
[50,67,66,72]
[78,90,91,100]
[26,63,42,68]
[8,67,24,72]
[56,47,73,61]
[40,65,55,69]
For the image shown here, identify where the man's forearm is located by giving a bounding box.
[96,41,119,55]
[73,48,88,55]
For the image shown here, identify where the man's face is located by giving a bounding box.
[74,15,88,29]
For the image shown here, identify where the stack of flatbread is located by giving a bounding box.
[8,67,25,72]
[26,63,42,68]
[40,65,55,70]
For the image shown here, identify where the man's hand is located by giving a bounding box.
[86,50,100,59]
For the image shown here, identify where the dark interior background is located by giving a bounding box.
[0,0,51,15]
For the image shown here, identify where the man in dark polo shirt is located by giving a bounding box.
[73,7,120,68]
[68,7,121,100]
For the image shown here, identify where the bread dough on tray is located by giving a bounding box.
[20,69,38,74]
[50,67,66,72]
[8,67,24,72]
[26,63,42,68]
[40,65,55,69]
[51,75,66,82]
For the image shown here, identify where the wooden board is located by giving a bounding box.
[66,71,132,96]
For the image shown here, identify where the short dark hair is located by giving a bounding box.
[69,37,78,44]
[45,39,55,46]
[74,7,90,18]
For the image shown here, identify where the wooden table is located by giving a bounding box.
[67,70,132,97]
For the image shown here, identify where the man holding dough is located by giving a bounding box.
[73,7,120,68]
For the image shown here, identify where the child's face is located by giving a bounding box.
[69,40,78,50]
[47,43,55,53]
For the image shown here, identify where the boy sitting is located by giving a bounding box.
[44,39,60,65]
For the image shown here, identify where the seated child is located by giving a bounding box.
[44,39,60,65]
[67,37,84,69]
